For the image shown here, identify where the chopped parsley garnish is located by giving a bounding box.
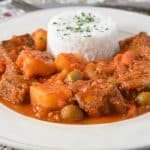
[74,12,95,25]
[81,12,85,16]
[39,37,45,42]
[74,27,83,32]
[85,13,94,23]
[86,27,91,32]
[53,22,57,24]
[63,33,70,36]
[66,26,72,30]
[84,35,92,37]
[52,12,109,38]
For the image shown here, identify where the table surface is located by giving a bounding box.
[0,1,150,150]
[0,0,150,23]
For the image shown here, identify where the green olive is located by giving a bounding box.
[61,105,84,120]
[67,70,83,82]
[136,92,150,106]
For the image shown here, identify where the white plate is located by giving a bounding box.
[0,7,150,150]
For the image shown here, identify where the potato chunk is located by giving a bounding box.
[30,80,72,110]
[55,53,86,71]
[17,50,56,79]
[32,28,47,51]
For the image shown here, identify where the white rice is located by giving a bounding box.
[47,9,119,61]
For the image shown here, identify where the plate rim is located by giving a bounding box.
[0,6,150,150]
[0,5,150,26]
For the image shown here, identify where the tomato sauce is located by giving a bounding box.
[0,32,149,125]
[0,99,128,124]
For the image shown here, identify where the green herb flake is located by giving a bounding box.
[77,21,83,26]
[81,12,85,16]
[39,37,45,42]
[66,26,72,30]
[53,22,57,24]
[85,16,94,23]
[63,33,69,36]
[84,35,92,37]
[74,15,81,20]
[86,27,91,32]
[56,12,97,36]
[74,27,83,32]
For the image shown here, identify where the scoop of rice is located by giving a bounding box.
[47,10,119,61]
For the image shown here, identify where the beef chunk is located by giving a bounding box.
[74,80,127,117]
[0,45,29,104]
[120,32,150,60]
[117,60,150,91]
[2,34,34,61]
[85,61,114,80]
[0,72,29,104]
[114,33,150,82]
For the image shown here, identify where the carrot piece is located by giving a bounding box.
[32,28,47,51]
[122,51,136,66]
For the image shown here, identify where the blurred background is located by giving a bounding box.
[0,0,150,23]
